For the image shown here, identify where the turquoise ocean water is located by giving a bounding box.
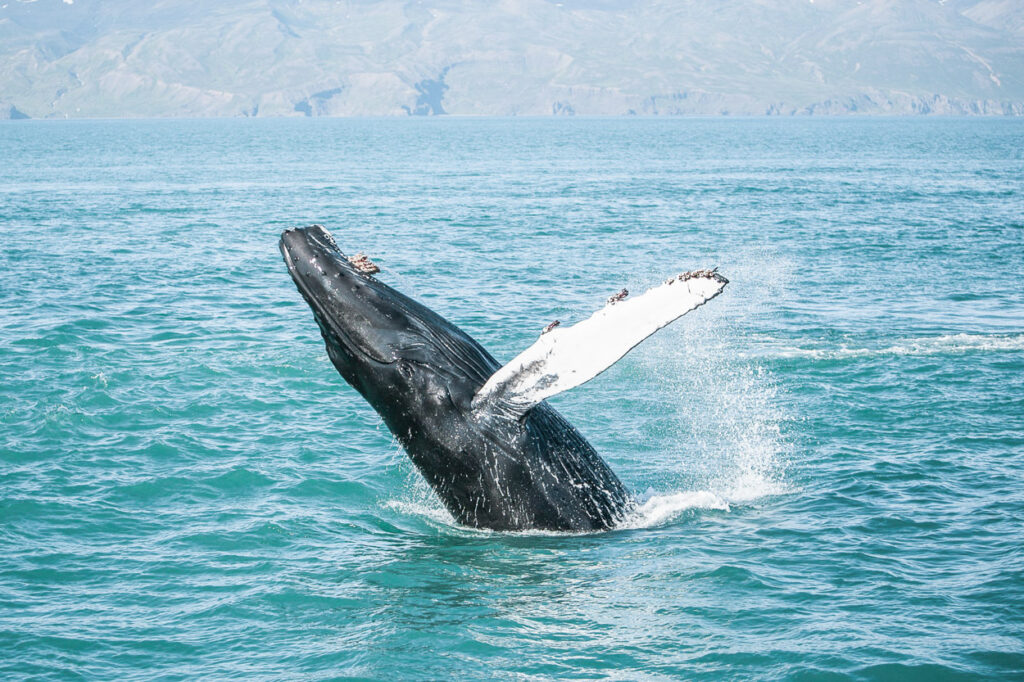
[1,118,1022,679]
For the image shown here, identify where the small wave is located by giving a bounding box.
[384,485,782,534]
[383,492,718,535]
[765,333,1024,360]
[382,498,457,527]
[382,498,604,536]
[620,478,789,529]
[619,491,730,529]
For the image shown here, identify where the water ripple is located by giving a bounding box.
[1,118,1022,679]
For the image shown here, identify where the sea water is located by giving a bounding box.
[1,117,1022,679]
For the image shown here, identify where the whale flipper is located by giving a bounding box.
[472,270,728,417]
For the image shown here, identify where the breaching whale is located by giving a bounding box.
[280,225,727,532]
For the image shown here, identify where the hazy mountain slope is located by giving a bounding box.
[1,0,1022,118]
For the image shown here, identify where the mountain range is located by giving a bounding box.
[2,0,1023,118]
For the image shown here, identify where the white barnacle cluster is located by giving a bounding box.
[348,253,381,275]
[666,267,727,285]
[606,288,629,305]
[678,267,728,284]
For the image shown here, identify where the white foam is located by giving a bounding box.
[762,333,1024,360]
[619,490,730,529]
[382,498,457,527]
[383,481,781,535]
[381,497,588,537]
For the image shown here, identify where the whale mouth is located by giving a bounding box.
[279,225,395,366]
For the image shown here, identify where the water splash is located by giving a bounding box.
[382,497,457,528]
[632,252,793,509]
[385,485,740,534]
[618,490,730,529]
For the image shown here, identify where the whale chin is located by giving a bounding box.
[280,225,422,370]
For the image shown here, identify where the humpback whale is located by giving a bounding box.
[280,225,727,532]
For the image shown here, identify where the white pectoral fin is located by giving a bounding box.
[472,270,728,416]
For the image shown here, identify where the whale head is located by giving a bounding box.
[279,225,500,425]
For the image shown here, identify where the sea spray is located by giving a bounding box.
[633,249,793,505]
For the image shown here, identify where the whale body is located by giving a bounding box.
[280,225,727,532]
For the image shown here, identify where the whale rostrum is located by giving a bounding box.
[280,225,727,532]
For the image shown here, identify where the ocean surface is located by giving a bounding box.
[1,117,1022,680]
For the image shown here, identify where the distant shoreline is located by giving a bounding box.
[4,112,1024,122]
